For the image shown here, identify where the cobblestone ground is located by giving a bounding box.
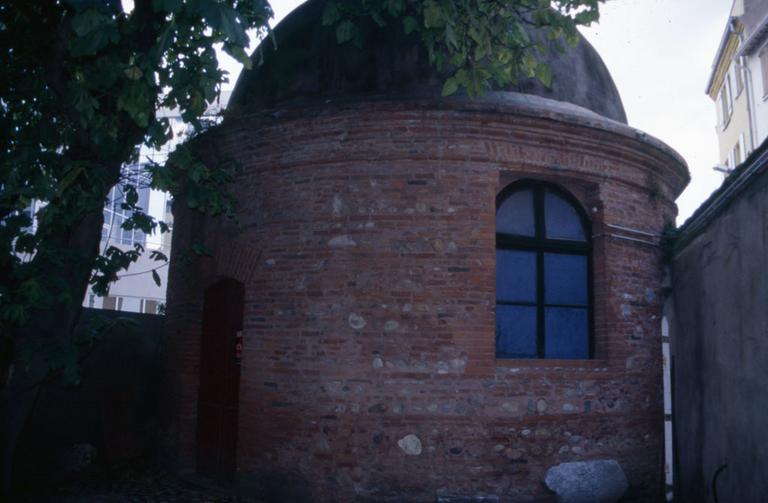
[13,467,265,503]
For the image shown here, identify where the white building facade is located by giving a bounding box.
[84,92,231,313]
[739,2,768,146]
[707,0,768,170]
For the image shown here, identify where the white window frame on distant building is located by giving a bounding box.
[103,296,123,311]
[732,62,744,98]
[720,73,734,129]
[140,298,160,314]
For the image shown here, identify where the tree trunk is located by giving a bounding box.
[0,181,114,498]
[0,352,44,497]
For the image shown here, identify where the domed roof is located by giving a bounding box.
[229,0,627,124]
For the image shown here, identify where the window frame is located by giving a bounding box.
[495,180,594,359]
[733,62,744,98]
[102,295,123,311]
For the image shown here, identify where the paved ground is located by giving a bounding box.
[13,467,264,502]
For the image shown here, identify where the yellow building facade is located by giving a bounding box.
[707,0,768,170]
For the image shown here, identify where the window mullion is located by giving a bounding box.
[536,250,545,358]
[534,186,546,358]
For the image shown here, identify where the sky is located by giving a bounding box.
[219,0,734,224]
[580,0,732,223]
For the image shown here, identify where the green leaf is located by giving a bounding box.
[62,359,81,387]
[116,81,152,128]
[124,184,139,206]
[575,9,599,25]
[205,3,248,46]
[149,250,168,262]
[565,30,579,46]
[321,2,341,26]
[442,76,459,96]
[336,20,356,44]
[2,305,29,325]
[145,119,170,148]
[151,25,173,63]
[124,66,143,80]
[121,212,154,233]
[70,24,120,56]
[535,62,553,88]
[522,52,538,75]
[371,10,386,28]
[58,166,84,195]
[151,0,183,13]
[423,2,443,28]
[191,242,212,257]
[445,24,458,49]
[70,9,108,37]
[402,16,418,35]
[64,0,119,14]
[225,44,253,70]
[69,8,119,56]
[387,0,405,16]
[468,25,483,45]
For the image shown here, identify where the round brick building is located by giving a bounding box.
[162,2,689,501]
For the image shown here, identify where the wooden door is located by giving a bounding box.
[196,278,244,481]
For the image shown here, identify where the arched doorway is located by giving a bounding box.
[196,278,244,481]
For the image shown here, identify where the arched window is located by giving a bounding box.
[495,181,591,359]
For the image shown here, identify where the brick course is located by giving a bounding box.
[162,98,688,501]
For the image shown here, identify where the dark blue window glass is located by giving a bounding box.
[496,189,535,236]
[544,253,587,305]
[496,250,536,303]
[545,190,586,241]
[496,305,537,358]
[544,307,589,359]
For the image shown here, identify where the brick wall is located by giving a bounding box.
[162,98,688,501]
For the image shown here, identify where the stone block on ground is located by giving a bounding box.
[544,459,628,503]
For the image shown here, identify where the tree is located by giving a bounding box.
[0,0,602,495]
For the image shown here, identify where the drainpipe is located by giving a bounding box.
[732,11,757,155]
[662,316,673,501]
[739,54,758,154]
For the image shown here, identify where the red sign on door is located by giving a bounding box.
[234,331,243,366]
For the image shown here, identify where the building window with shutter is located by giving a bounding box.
[733,62,744,97]
[720,80,732,128]
[495,181,592,359]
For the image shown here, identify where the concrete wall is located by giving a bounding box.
[15,309,164,479]
[670,166,768,502]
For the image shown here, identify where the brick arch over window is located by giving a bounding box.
[495,180,592,359]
